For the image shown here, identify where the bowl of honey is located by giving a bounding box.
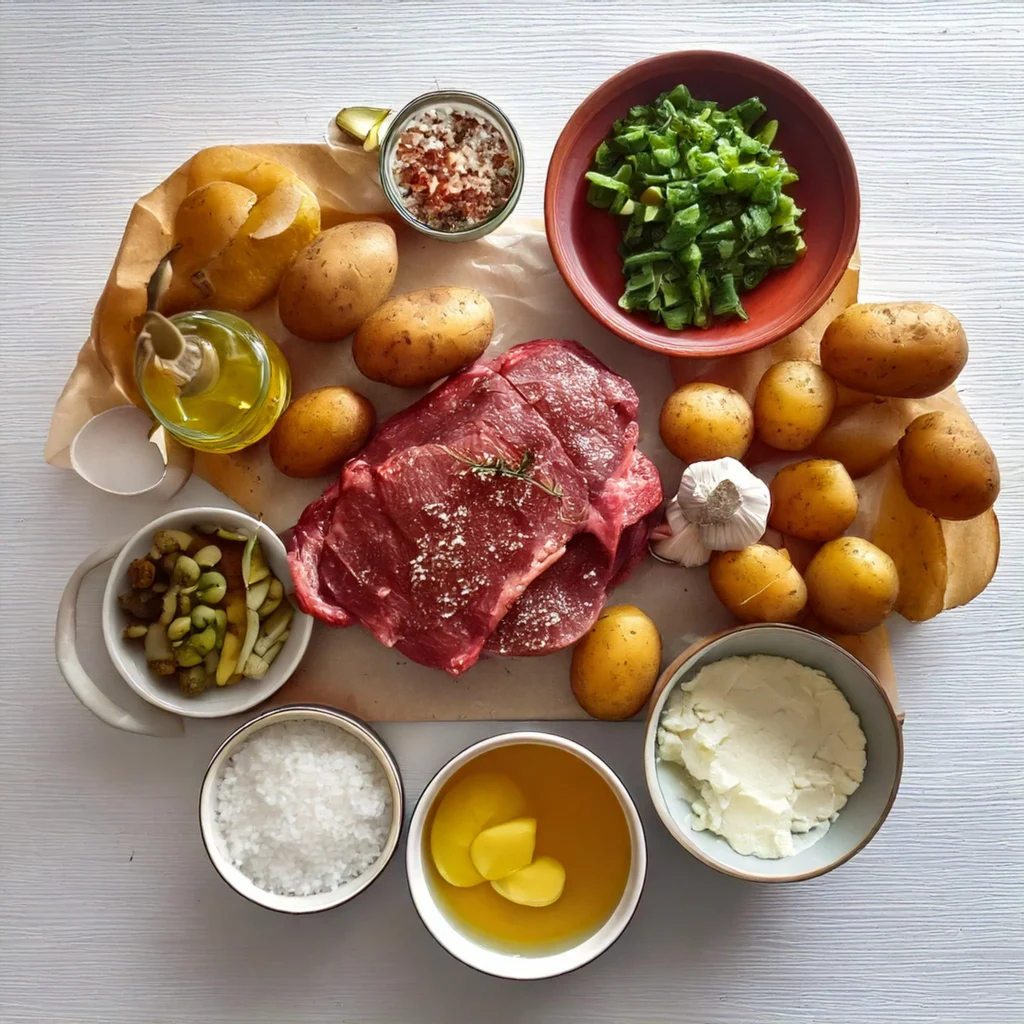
[406,732,647,979]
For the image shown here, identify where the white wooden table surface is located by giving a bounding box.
[2,2,1022,1022]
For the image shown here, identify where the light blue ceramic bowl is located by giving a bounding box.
[644,624,903,883]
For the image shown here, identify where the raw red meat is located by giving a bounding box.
[485,449,662,657]
[288,340,663,675]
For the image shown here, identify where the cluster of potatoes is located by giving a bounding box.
[270,221,496,478]
[162,148,498,481]
[658,301,1000,637]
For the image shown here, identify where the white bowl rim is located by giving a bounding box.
[100,506,312,719]
[643,623,904,883]
[198,703,405,913]
[405,729,647,980]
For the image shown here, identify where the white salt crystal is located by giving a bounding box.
[214,721,393,897]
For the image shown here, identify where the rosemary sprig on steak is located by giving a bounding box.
[442,447,564,500]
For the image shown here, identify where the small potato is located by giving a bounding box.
[897,411,1000,520]
[269,386,375,478]
[570,605,662,721]
[805,536,899,634]
[354,287,494,387]
[709,544,807,624]
[754,360,837,451]
[769,459,859,542]
[659,382,753,463]
[278,222,398,342]
[820,302,968,399]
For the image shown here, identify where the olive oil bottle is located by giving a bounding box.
[136,310,290,454]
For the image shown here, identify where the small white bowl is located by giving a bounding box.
[199,705,404,913]
[406,731,647,980]
[644,624,904,883]
[56,506,313,736]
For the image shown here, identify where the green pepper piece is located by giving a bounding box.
[727,97,767,131]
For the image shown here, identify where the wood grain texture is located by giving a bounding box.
[1,1,1021,1022]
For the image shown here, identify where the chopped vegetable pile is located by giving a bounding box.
[585,84,806,329]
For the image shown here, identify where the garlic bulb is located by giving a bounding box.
[650,501,712,567]
[678,457,770,550]
[651,457,770,566]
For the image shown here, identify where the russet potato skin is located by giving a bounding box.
[268,386,375,478]
[805,536,899,634]
[278,222,398,343]
[659,382,754,463]
[897,411,1000,520]
[353,287,494,388]
[708,545,807,624]
[754,360,837,452]
[769,459,859,542]
[820,302,968,399]
[570,605,662,721]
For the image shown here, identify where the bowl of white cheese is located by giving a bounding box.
[643,624,903,882]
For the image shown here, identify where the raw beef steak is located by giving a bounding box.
[288,340,663,675]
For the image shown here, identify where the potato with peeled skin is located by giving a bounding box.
[897,411,1000,520]
[754,360,837,451]
[353,287,494,388]
[570,605,662,721]
[709,544,807,624]
[278,222,398,343]
[769,459,858,542]
[163,146,321,314]
[820,302,968,399]
[659,382,753,463]
[165,182,257,304]
[805,536,899,634]
[269,386,375,479]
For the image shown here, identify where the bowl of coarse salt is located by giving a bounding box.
[199,704,404,913]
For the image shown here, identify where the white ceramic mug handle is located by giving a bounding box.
[55,536,183,737]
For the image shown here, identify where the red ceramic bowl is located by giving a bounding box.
[545,52,860,358]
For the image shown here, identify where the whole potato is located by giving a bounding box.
[269,386,375,478]
[708,545,807,624]
[897,411,1000,520]
[278,222,398,342]
[353,287,494,387]
[659,382,753,463]
[769,459,859,542]
[570,605,662,720]
[820,302,968,399]
[754,360,837,451]
[805,536,899,634]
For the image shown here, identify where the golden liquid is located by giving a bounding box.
[426,745,632,953]
[139,311,290,454]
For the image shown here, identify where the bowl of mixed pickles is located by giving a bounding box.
[102,507,312,719]
[545,51,859,357]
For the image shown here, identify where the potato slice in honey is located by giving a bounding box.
[469,817,536,881]
[491,855,566,908]
[430,773,526,888]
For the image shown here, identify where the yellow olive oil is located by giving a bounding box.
[137,310,290,454]
[426,744,632,953]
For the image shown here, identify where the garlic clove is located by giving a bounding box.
[650,501,712,567]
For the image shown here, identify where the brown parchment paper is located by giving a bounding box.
[46,142,899,720]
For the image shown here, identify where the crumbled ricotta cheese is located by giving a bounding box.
[657,655,866,859]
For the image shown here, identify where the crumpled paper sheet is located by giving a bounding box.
[46,143,898,720]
